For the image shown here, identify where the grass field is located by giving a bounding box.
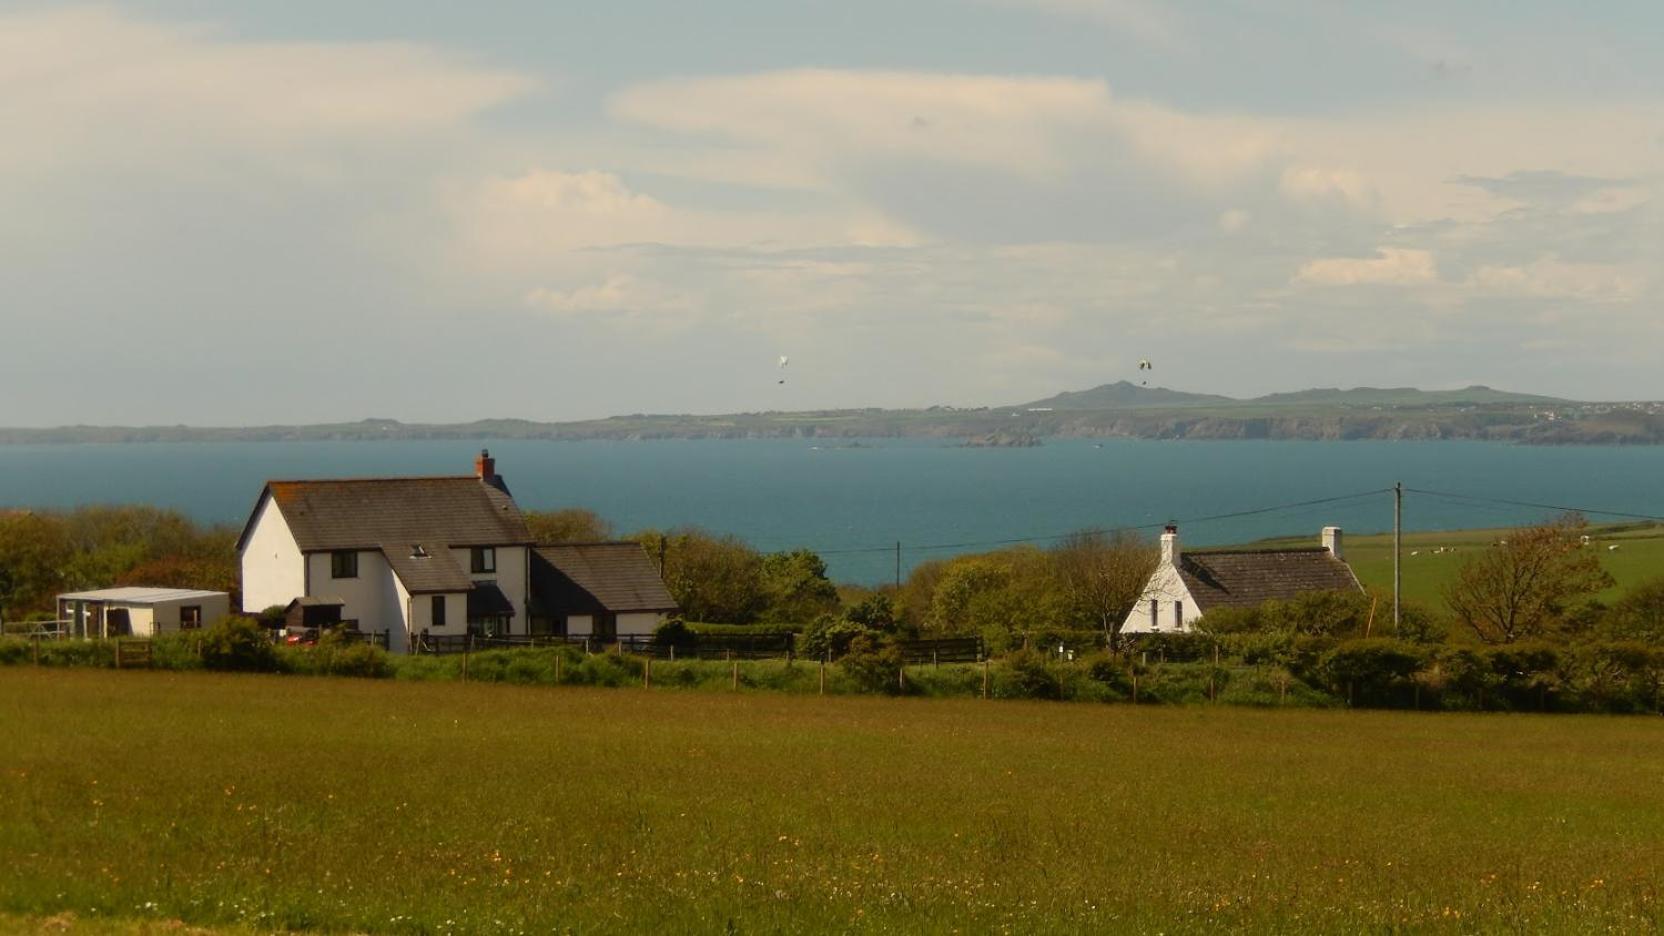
[4,671,1663,933]
[1258,522,1664,612]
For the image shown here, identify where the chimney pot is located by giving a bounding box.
[1161,525,1180,565]
[1322,526,1344,560]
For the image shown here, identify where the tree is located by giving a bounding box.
[1052,529,1158,648]
[525,509,614,545]
[645,527,767,624]
[1445,516,1613,644]
[0,563,12,630]
[1603,577,1664,644]
[758,548,839,624]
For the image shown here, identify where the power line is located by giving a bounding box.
[807,488,1394,557]
[1405,487,1664,524]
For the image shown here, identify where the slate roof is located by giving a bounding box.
[285,596,345,609]
[1179,547,1362,612]
[380,544,474,594]
[531,542,678,615]
[467,582,516,619]
[238,476,532,552]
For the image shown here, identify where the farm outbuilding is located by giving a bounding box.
[530,542,679,639]
[56,587,231,638]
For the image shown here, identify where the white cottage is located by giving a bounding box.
[236,450,533,653]
[1121,525,1362,634]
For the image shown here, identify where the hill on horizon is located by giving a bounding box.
[1019,381,1575,411]
[1016,381,1233,410]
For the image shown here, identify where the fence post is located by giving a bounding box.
[898,665,907,694]
[819,659,826,695]
[982,658,989,699]
[669,645,675,662]
[731,660,739,691]
[463,635,472,683]
[555,652,562,685]
[644,658,651,688]
[584,638,590,656]
[114,639,122,671]
[1131,671,1138,705]
[1209,643,1218,702]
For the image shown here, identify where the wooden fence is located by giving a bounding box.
[895,637,985,664]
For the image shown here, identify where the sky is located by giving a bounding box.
[1,1,1661,426]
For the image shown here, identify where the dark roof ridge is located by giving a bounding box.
[266,474,482,485]
[1186,546,1333,556]
[538,540,647,548]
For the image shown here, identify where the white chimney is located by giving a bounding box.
[1161,524,1180,565]
[1322,526,1343,560]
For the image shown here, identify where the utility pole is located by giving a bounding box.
[894,541,902,591]
[1393,482,1403,633]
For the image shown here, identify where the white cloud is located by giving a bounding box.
[610,70,1114,184]
[975,0,1185,49]
[0,6,532,176]
[1279,166,1377,209]
[525,274,698,324]
[1471,257,1644,302]
[1294,248,1439,286]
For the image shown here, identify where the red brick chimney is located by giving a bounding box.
[474,448,496,483]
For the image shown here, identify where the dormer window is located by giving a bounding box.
[471,547,496,574]
[411,545,430,559]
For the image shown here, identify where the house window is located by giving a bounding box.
[180,605,202,630]
[471,547,496,574]
[1149,600,1159,631]
[432,595,447,629]
[331,550,358,579]
[1174,601,1184,629]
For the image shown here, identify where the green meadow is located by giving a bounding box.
[1260,522,1664,613]
[4,670,1663,934]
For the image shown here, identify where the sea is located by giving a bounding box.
[2,438,1661,583]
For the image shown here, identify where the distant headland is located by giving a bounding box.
[3,383,1661,445]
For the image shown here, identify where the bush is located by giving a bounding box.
[1000,648,1062,700]
[1318,639,1427,707]
[199,616,280,673]
[799,616,876,660]
[653,618,696,647]
[840,635,904,694]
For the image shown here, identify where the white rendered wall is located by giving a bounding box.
[616,612,663,636]
[448,545,530,634]
[239,496,305,615]
[306,551,398,637]
[1121,561,1202,635]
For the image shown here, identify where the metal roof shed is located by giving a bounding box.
[55,587,231,639]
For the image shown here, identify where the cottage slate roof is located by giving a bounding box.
[531,542,678,615]
[467,582,516,619]
[1179,547,1362,612]
[245,476,532,552]
[381,544,474,594]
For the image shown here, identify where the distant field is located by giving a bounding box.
[1258,523,1664,612]
[4,671,1663,933]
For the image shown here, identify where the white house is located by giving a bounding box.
[236,450,534,653]
[56,587,230,638]
[1121,525,1363,634]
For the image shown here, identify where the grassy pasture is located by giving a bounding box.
[1257,523,1664,612]
[3,671,1664,933]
